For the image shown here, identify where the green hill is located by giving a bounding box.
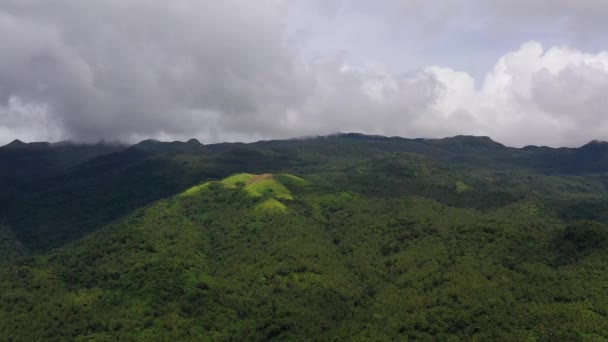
[0,134,608,340]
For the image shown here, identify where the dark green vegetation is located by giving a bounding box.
[1,133,607,340]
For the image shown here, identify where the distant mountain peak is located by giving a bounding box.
[580,140,608,153]
[451,135,497,142]
[140,139,161,143]
[433,135,506,149]
[131,138,205,153]
[583,139,608,147]
[2,139,51,150]
[4,139,26,148]
[321,132,395,141]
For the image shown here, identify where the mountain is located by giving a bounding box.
[0,139,126,181]
[0,134,607,340]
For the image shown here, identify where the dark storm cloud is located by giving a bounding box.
[2,0,608,147]
[0,0,312,142]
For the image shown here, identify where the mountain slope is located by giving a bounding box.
[0,140,125,181]
[0,173,607,340]
[3,134,608,250]
[1,134,608,340]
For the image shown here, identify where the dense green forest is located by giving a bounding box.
[0,133,607,340]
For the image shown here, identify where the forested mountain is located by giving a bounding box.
[1,134,607,340]
[0,139,126,181]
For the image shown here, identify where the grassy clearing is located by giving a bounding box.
[182,173,254,196]
[255,198,287,212]
[182,173,297,203]
[182,182,211,196]
[243,174,294,200]
[221,173,254,188]
[245,179,293,199]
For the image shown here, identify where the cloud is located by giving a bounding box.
[0,0,309,143]
[341,0,608,40]
[481,0,608,40]
[469,42,608,146]
[1,1,608,147]
[278,42,608,147]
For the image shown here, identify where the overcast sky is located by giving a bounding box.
[2,0,608,147]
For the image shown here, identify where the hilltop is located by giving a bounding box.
[184,173,307,212]
[0,133,607,340]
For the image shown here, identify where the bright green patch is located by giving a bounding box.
[245,178,293,200]
[275,173,308,186]
[182,173,255,196]
[220,173,254,188]
[455,181,471,193]
[182,173,297,211]
[182,182,211,196]
[255,198,287,212]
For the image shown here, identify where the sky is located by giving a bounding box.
[1,0,608,147]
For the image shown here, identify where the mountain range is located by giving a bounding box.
[1,133,607,340]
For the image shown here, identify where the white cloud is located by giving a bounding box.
[436,42,608,146]
[0,96,60,143]
[268,42,608,147]
[1,1,608,147]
